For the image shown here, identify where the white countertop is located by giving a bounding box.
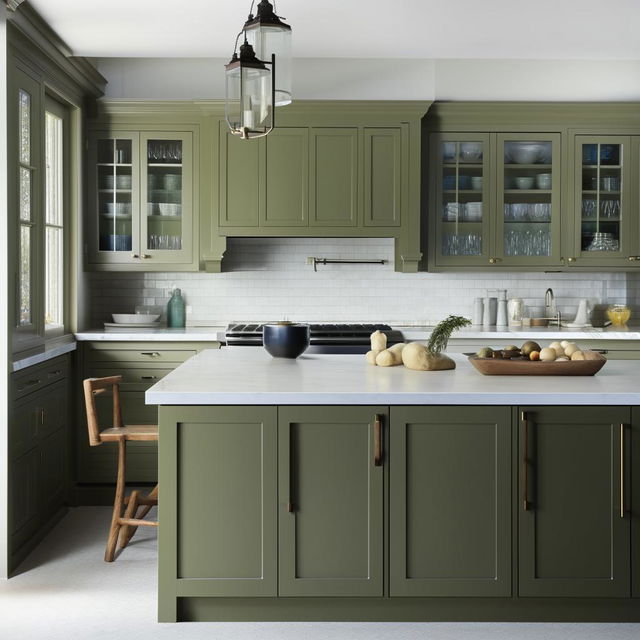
[12,339,76,372]
[145,348,640,406]
[74,326,226,341]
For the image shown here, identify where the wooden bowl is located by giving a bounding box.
[468,352,606,376]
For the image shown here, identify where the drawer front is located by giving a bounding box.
[88,366,172,390]
[13,356,69,400]
[86,347,196,365]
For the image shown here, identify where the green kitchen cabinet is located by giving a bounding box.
[159,406,278,614]
[363,127,403,227]
[390,406,512,597]
[632,407,640,598]
[309,128,358,227]
[86,128,198,271]
[278,406,385,597]
[9,355,71,573]
[567,136,634,268]
[428,131,562,270]
[518,406,630,597]
[264,128,309,227]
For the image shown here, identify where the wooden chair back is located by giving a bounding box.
[83,375,124,446]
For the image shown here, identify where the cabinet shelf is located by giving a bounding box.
[147,163,182,167]
[582,190,620,195]
[148,215,183,221]
[582,164,622,169]
[442,163,483,168]
[504,163,552,169]
[97,163,132,167]
[99,189,132,193]
[504,189,552,195]
[443,190,482,194]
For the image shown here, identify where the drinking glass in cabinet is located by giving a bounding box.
[442,233,482,256]
[504,228,551,256]
[147,140,182,163]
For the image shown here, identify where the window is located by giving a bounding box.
[44,99,67,335]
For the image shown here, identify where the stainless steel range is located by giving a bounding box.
[224,323,404,354]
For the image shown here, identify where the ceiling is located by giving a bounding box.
[27,0,640,60]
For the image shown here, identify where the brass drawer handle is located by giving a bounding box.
[140,352,161,357]
[131,253,139,259]
[374,414,383,466]
[141,254,151,259]
[140,375,158,380]
[489,257,502,264]
[19,379,41,391]
[48,369,63,377]
[568,257,577,263]
[628,256,640,261]
[522,411,531,511]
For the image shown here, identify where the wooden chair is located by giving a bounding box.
[83,375,159,562]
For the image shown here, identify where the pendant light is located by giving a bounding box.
[225,1,292,139]
[243,1,292,106]
[225,39,275,139]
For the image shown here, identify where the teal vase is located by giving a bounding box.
[167,288,186,328]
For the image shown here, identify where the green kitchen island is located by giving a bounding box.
[146,349,640,622]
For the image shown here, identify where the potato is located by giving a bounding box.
[365,350,380,365]
[402,342,455,371]
[564,343,580,357]
[370,330,387,353]
[375,343,405,367]
[570,350,586,361]
[539,347,557,362]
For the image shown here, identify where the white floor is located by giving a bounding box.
[0,507,638,640]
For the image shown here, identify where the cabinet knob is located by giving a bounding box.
[568,257,577,263]
[131,254,139,259]
[628,256,640,261]
[141,254,151,259]
[489,257,502,264]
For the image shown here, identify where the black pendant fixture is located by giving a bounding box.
[225,1,292,139]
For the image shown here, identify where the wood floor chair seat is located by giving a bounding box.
[83,375,159,562]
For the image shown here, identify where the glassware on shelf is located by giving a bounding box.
[587,232,619,252]
[504,228,551,256]
[606,304,631,327]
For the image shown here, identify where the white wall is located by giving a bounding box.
[94,57,640,101]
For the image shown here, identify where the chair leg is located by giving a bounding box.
[121,484,158,547]
[104,438,127,562]
[118,489,139,549]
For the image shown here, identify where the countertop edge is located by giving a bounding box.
[12,341,77,372]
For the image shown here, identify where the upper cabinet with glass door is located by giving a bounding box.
[569,136,632,267]
[430,133,491,268]
[87,129,197,271]
[495,134,562,267]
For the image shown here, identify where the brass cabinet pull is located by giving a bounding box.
[620,423,626,519]
[140,352,161,357]
[140,375,158,380]
[131,254,139,259]
[288,426,295,513]
[40,409,45,426]
[522,411,531,511]
[489,257,502,264]
[48,369,62,377]
[628,256,640,261]
[141,254,151,259]
[568,257,577,263]
[374,414,383,466]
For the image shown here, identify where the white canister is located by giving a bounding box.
[497,299,508,327]
[507,298,524,327]
[472,298,484,325]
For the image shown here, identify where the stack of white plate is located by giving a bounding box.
[464,202,483,221]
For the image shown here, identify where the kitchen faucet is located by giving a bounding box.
[544,288,561,326]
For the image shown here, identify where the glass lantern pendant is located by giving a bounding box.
[225,40,275,140]
[243,0,292,106]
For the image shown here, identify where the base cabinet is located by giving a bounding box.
[278,407,384,596]
[518,406,631,597]
[390,406,512,597]
[158,403,640,622]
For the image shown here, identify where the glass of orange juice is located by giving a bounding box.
[607,305,631,327]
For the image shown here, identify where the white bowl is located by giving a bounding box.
[508,144,543,164]
[112,313,160,324]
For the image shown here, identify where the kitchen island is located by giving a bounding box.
[147,349,640,622]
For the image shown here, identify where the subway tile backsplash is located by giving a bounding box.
[88,237,628,327]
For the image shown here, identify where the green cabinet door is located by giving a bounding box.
[40,429,67,513]
[219,121,260,227]
[10,447,39,536]
[631,407,640,598]
[309,128,358,227]
[518,406,630,597]
[278,406,385,596]
[364,128,402,227]
[162,406,278,598]
[263,128,308,227]
[390,406,512,597]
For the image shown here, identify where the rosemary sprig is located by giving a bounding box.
[427,315,471,355]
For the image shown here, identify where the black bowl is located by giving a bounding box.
[262,323,310,359]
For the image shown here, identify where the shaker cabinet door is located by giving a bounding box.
[390,406,512,597]
[518,406,630,597]
[278,406,385,596]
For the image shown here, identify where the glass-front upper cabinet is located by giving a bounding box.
[430,133,491,267]
[495,134,562,266]
[570,136,632,267]
[87,130,195,269]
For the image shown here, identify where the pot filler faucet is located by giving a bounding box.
[544,288,561,326]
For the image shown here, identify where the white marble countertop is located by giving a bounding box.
[145,348,640,406]
[74,326,226,342]
[12,339,76,372]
